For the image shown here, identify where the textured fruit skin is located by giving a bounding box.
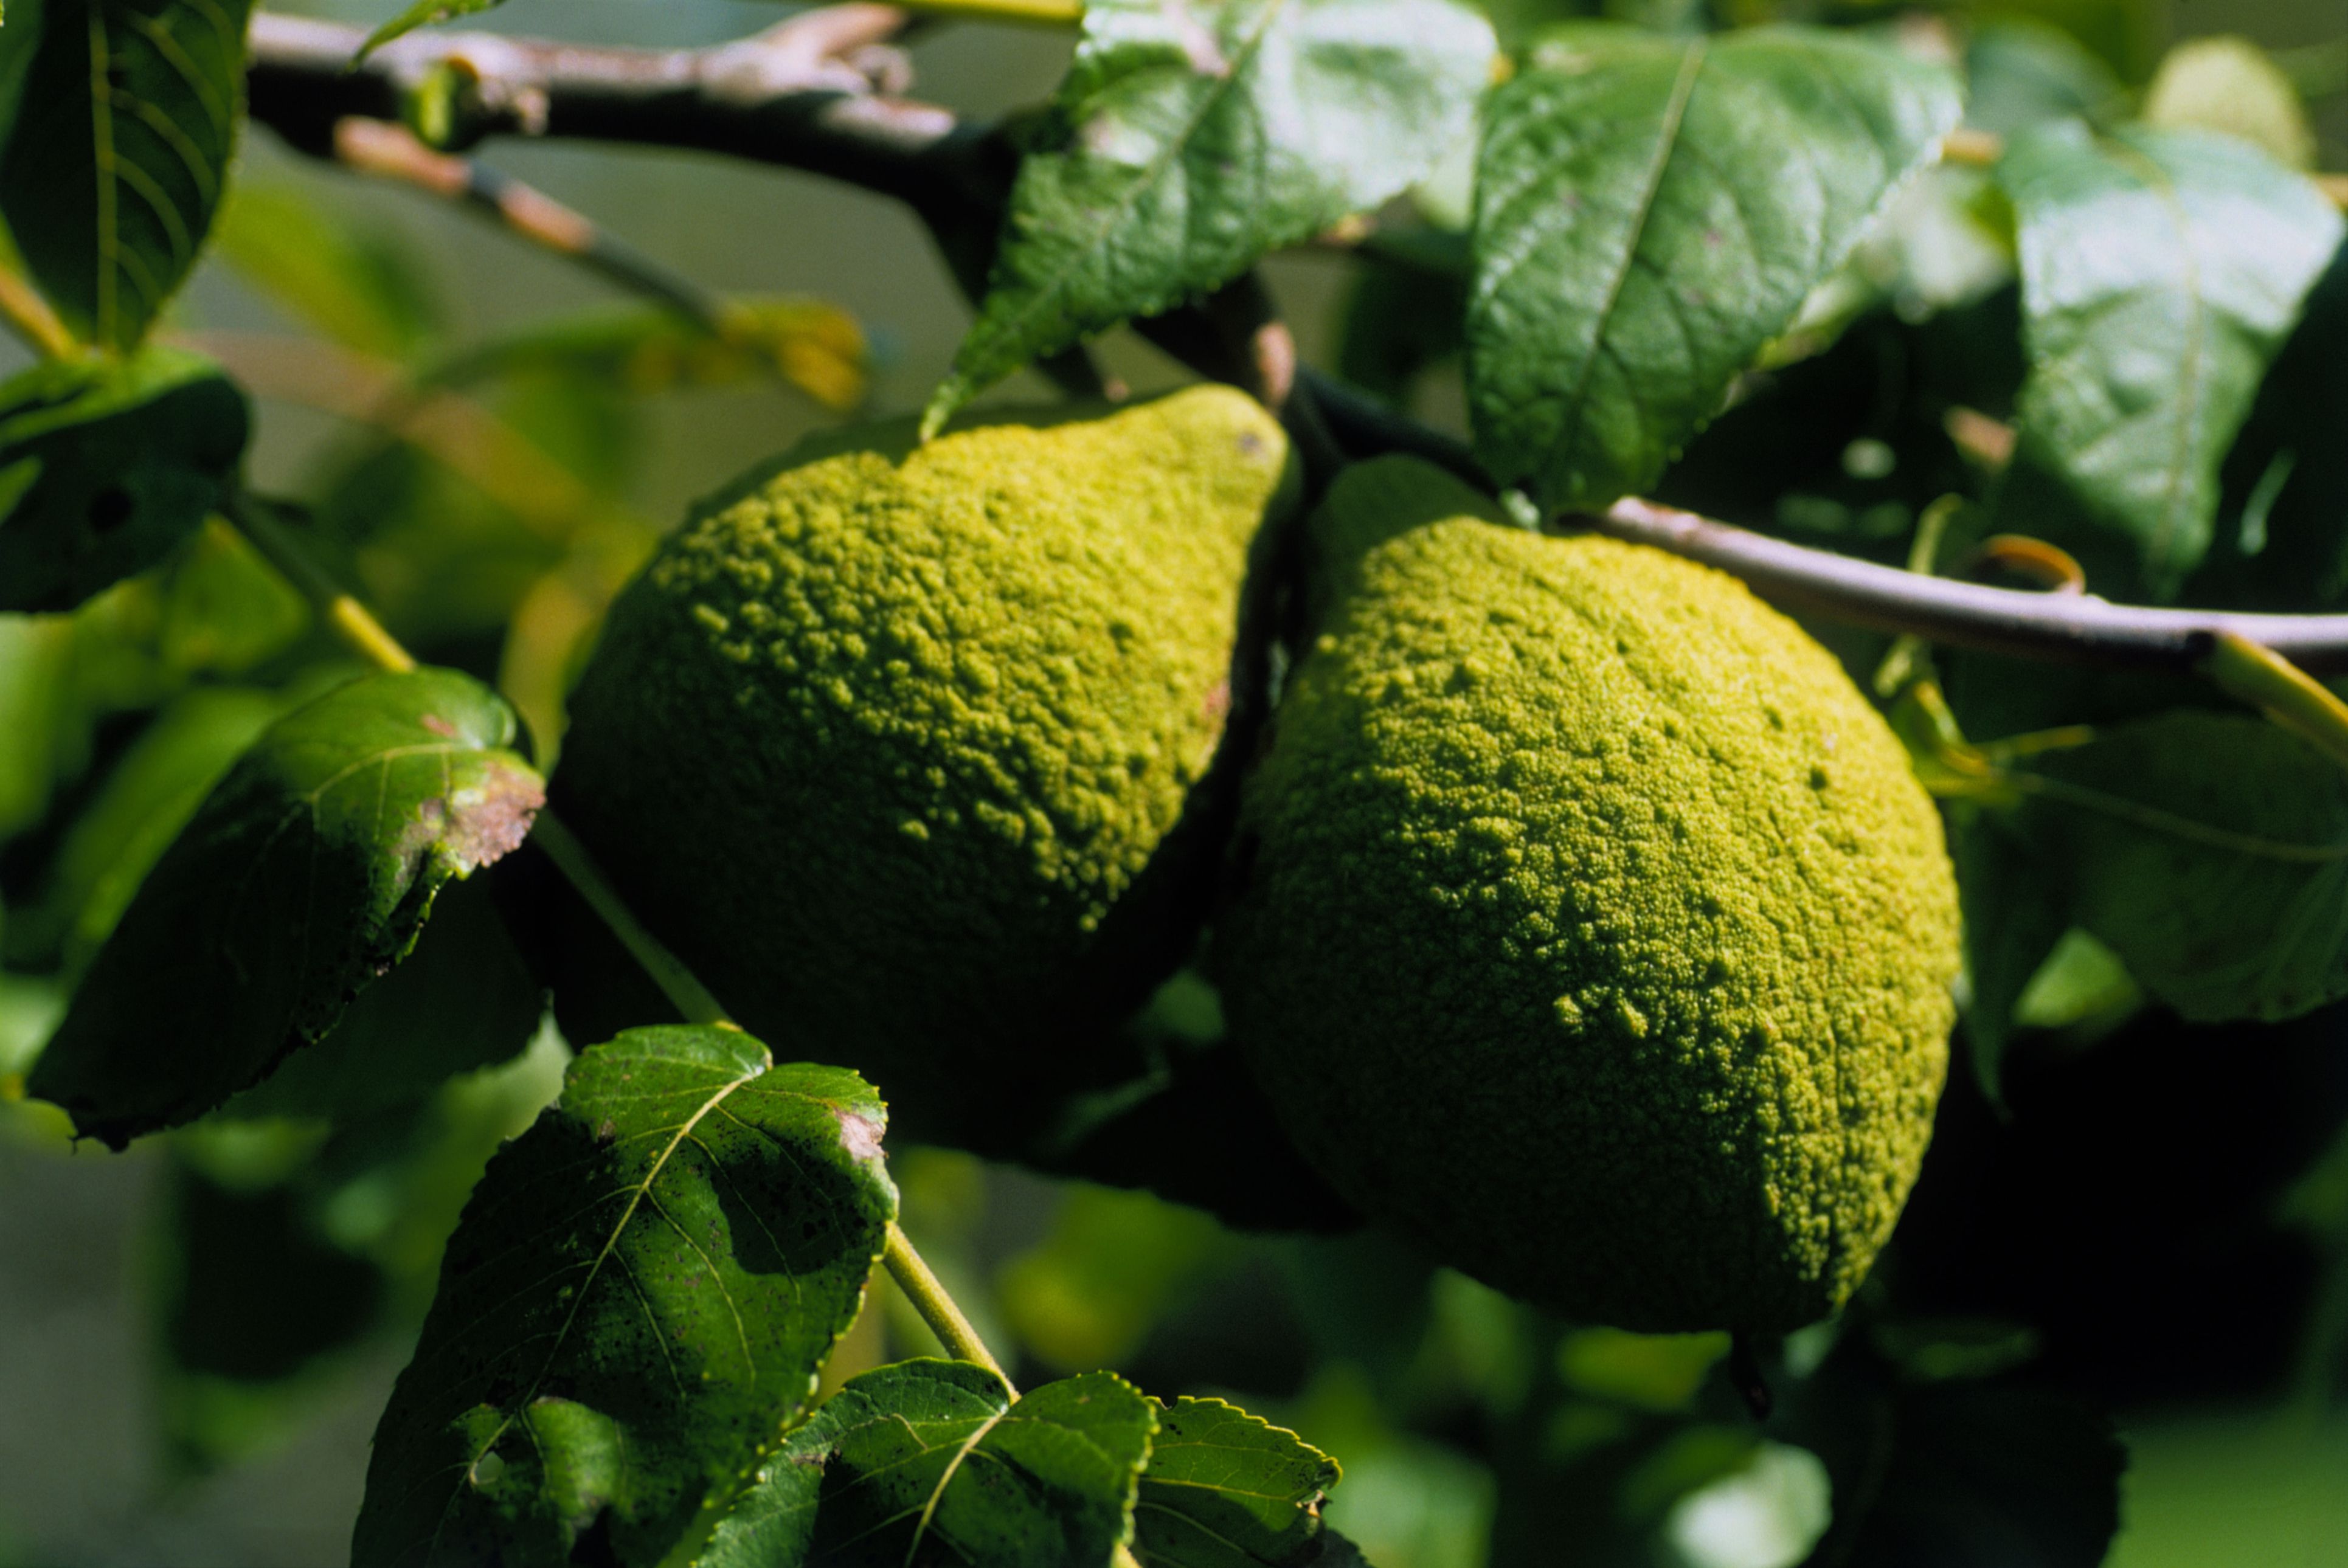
[1216,457,1959,1331]
[554,387,1297,1142]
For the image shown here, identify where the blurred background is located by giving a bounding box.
[3,0,2347,1563]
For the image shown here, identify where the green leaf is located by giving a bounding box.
[1961,19,2126,140]
[0,350,251,613]
[1995,122,2344,599]
[0,0,256,350]
[359,0,502,60]
[1465,22,1960,509]
[355,1026,896,1568]
[1784,1360,2122,1568]
[2143,36,2315,169]
[1132,1398,1337,1568]
[2000,711,2348,1023]
[698,1359,1157,1568]
[10,683,287,970]
[25,668,545,1145]
[213,182,446,360]
[1950,807,2066,1103]
[216,873,543,1121]
[924,0,1495,432]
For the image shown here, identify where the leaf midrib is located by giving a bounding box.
[1548,36,1707,485]
[423,1065,763,1555]
[972,0,1297,364]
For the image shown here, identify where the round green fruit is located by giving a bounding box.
[1214,456,1959,1332]
[553,387,1297,1142]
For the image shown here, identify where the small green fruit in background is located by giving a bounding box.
[1215,456,1960,1333]
[555,387,1297,1144]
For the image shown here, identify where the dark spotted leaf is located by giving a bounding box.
[354,1026,897,1568]
[0,349,251,612]
[0,0,255,349]
[1466,22,1960,509]
[26,668,544,1145]
[1132,1397,1338,1567]
[699,1358,1157,1568]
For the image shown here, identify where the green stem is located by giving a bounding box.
[224,492,1011,1377]
[893,0,1082,25]
[527,812,733,1027]
[2198,630,2348,778]
[884,1223,1013,1389]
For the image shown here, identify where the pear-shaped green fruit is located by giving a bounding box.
[554,387,1297,1142]
[1215,457,1959,1332]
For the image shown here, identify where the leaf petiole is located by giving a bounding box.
[2198,630,2348,778]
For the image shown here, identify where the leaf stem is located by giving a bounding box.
[895,0,1082,26]
[527,811,732,1027]
[883,1222,1013,1389]
[227,496,419,674]
[2197,630,2348,776]
[0,264,75,361]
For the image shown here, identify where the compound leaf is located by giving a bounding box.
[699,1359,1157,1568]
[26,668,545,1145]
[0,349,251,612]
[354,1026,897,1568]
[0,0,255,350]
[2012,711,2348,1023]
[1132,1397,1338,1567]
[924,0,1495,432]
[1996,122,2344,599]
[1466,22,1959,510]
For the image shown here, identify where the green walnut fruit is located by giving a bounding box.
[554,387,1297,1142]
[1215,457,1959,1332]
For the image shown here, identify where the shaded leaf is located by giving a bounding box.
[2143,36,2314,169]
[699,1359,1156,1568]
[926,0,1495,431]
[1466,22,1959,509]
[1784,1346,2122,1568]
[1132,1397,1337,1568]
[1950,806,2066,1105]
[0,0,255,349]
[355,1026,896,1568]
[0,350,251,612]
[214,182,446,359]
[1995,122,2344,598]
[218,873,543,1121]
[26,668,545,1145]
[9,683,287,970]
[1961,19,2126,140]
[2009,711,2348,1023]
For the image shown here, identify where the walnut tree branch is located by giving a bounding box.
[241,8,2348,674]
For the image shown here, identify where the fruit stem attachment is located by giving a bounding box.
[2196,630,2348,778]
[884,1221,1013,1389]
[229,488,1020,1389]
